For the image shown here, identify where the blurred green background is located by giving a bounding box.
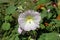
[0,0,60,40]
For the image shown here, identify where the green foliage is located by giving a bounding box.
[0,0,60,40]
[40,24,45,29]
[46,25,55,31]
[47,13,52,19]
[0,0,10,3]
[38,32,60,40]
[9,35,15,40]
[15,36,19,40]
[2,22,10,30]
[37,0,50,5]
[40,10,48,18]
[5,15,13,21]
[47,5,54,10]
[6,5,16,15]
[52,19,60,27]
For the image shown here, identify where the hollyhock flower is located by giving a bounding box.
[18,10,41,34]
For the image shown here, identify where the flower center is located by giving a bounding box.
[26,16,33,23]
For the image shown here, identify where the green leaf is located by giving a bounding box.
[47,13,52,19]
[15,36,19,40]
[58,10,60,14]
[9,35,15,40]
[5,15,13,21]
[0,0,10,3]
[47,6,54,10]
[46,25,55,31]
[52,19,60,27]
[38,32,60,40]
[55,20,60,27]
[37,0,50,5]
[2,22,10,30]
[6,5,16,15]
[41,10,47,18]
[40,24,45,29]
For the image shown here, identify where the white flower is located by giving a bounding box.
[18,10,41,33]
[59,34,60,37]
[47,9,50,12]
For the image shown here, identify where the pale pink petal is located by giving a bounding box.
[18,27,22,34]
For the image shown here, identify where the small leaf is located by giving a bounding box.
[15,36,19,40]
[41,10,47,18]
[2,22,10,30]
[9,35,15,40]
[47,6,54,10]
[40,24,45,29]
[5,15,13,21]
[55,20,60,27]
[47,13,52,19]
[6,5,16,15]
[46,25,55,31]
